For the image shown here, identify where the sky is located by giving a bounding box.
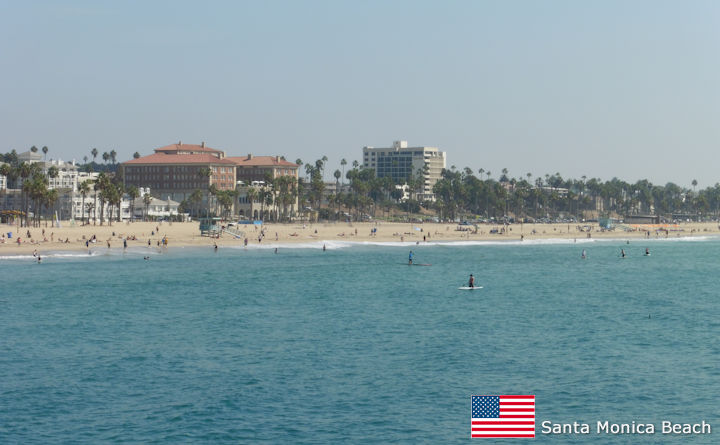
[1,1,718,188]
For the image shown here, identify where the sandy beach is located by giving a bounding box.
[1,220,718,256]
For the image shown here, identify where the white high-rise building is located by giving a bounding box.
[362,140,446,201]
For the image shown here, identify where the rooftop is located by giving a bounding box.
[227,155,298,167]
[154,142,223,155]
[124,153,237,165]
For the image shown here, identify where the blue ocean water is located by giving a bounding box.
[1,237,719,443]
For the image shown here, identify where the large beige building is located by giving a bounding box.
[362,140,446,201]
[226,154,299,221]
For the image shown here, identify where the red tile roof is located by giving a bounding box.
[124,153,237,165]
[226,156,298,167]
[154,143,223,154]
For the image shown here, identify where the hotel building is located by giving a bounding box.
[362,140,446,201]
[123,142,237,204]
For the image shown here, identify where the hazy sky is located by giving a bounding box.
[1,1,718,187]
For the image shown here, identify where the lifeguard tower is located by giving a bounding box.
[199,217,222,237]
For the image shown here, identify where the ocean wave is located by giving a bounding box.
[226,240,353,250]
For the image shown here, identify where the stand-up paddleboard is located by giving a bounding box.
[402,263,432,266]
[458,286,483,290]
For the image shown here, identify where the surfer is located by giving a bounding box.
[468,274,475,288]
[322,244,326,251]
[214,242,218,251]
[581,249,587,259]
[621,248,626,258]
[645,247,650,256]
[408,251,413,265]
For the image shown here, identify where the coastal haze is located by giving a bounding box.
[2,1,719,186]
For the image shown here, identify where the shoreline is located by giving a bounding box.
[1,221,718,258]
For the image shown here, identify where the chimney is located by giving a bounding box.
[247,154,253,160]
[201,141,205,148]
[275,155,280,162]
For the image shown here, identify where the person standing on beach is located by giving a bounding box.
[408,251,413,265]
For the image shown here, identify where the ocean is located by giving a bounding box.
[1,237,719,443]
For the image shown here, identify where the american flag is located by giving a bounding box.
[471,395,535,438]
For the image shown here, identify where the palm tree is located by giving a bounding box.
[246,187,259,219]
[133,151,141,159]
[44,188,58,227]
[110,149,117,164]
[334,169,341,192]
[85,202,95,224]
[126,185,140,221]
[42,146,49,161]
[197,167,212,217]
[18,162,36,227]
[47,166,59,181]
[208,184,219,217]
[79,180,91,225]
[189,189,203,218]
[340,158,347,187]
[143,193,152,221]
[30,145,38,153]
[102,152,110,164]
[91,147,98,163]
[95,172,109,224]
[83,155,88,164]
[692,179,698,193]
